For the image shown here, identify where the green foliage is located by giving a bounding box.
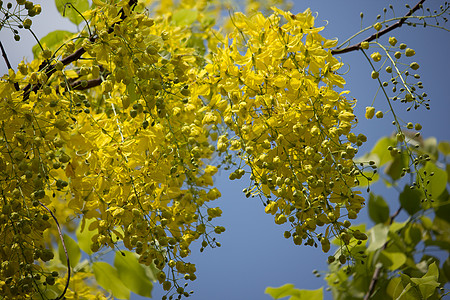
[417,162,448,201]
[58,234,81,268]
[114,251,155,298]
[55,0,90,25]
[93,261,131,299]
[32,30,73,58]
[172,9,198,26]
[368,193,390,224]
[265,284,323,300]
[76,218,98,255]
[399,185,422,216]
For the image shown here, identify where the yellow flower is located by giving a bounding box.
[370,52,382,62]
[389,36,397,46]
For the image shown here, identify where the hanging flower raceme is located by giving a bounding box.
[205,8,367,250]
[0,1,223,297]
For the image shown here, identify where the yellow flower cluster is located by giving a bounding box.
[205,8,366,249]
[0,1,222,297]
[0,1,370,298]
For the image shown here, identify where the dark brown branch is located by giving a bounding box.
[332,0,426,55]
[363,206,402,300]
[0,41,20,91]
[21,0,138,101]
[71,77,103,90]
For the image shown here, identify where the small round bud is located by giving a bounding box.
[388,37,397,46]
[365,107,375,119]
[360,41,369,49]
[374,22,382,31]
[410,62,419,70]
[405,48,415,57]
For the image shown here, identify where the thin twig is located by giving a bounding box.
[0,41,20,91]
[39,201,71,300]
[332,0,426,55]
[363,206,402,300]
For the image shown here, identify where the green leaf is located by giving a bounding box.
[172,9,198,26]
[265,284,297,299]
[294,288,323,300]
[367,223,389,252]
[386,277,402,298]
[438,141,450,156]
[356,171,379,187]
[447,164,450,183]
[404,223,422,246]
[58,234,81,268]
[126,81,139,104]
[368,193,389,224]
[265,284,323,300]
[186,34,206,55]
[417,162,447,201]
[55,0,90,25]
[394,283,420,300]
[114,251,155,297]
[422,137,439,161]
[93,262,130,299]
[387,276,420,300]
[385,151,409,181]
[410,262,440,298]
[32,30,73,58]
[371,136,396,167]
[399,185,423,216]
[380,248,407,271]
[443,257,450,282]
[76,217,97,255]
[435,188,450,221]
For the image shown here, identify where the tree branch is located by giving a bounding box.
[331,0,426,55]
[363,206,402,300]
[71,77,103,90]
[0,41,20,91]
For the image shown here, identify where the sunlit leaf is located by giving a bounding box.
[356,171,379,187]
[380,248,406,271]
[438,141,450,156]
[417,162,447,201]
[265,284,323,300]
[370,136,396,167]
[367,223,389,252]
[410,262,440,298]
[32,30,73,58]
[93,262,130,299]
[55,0,90,25]
[58,234,81,268]
[422,137,439,161]
[172,9,198,26]
[76,218,97,255]
[114,251,155,297]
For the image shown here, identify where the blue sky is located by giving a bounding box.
[1,1,449,299]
